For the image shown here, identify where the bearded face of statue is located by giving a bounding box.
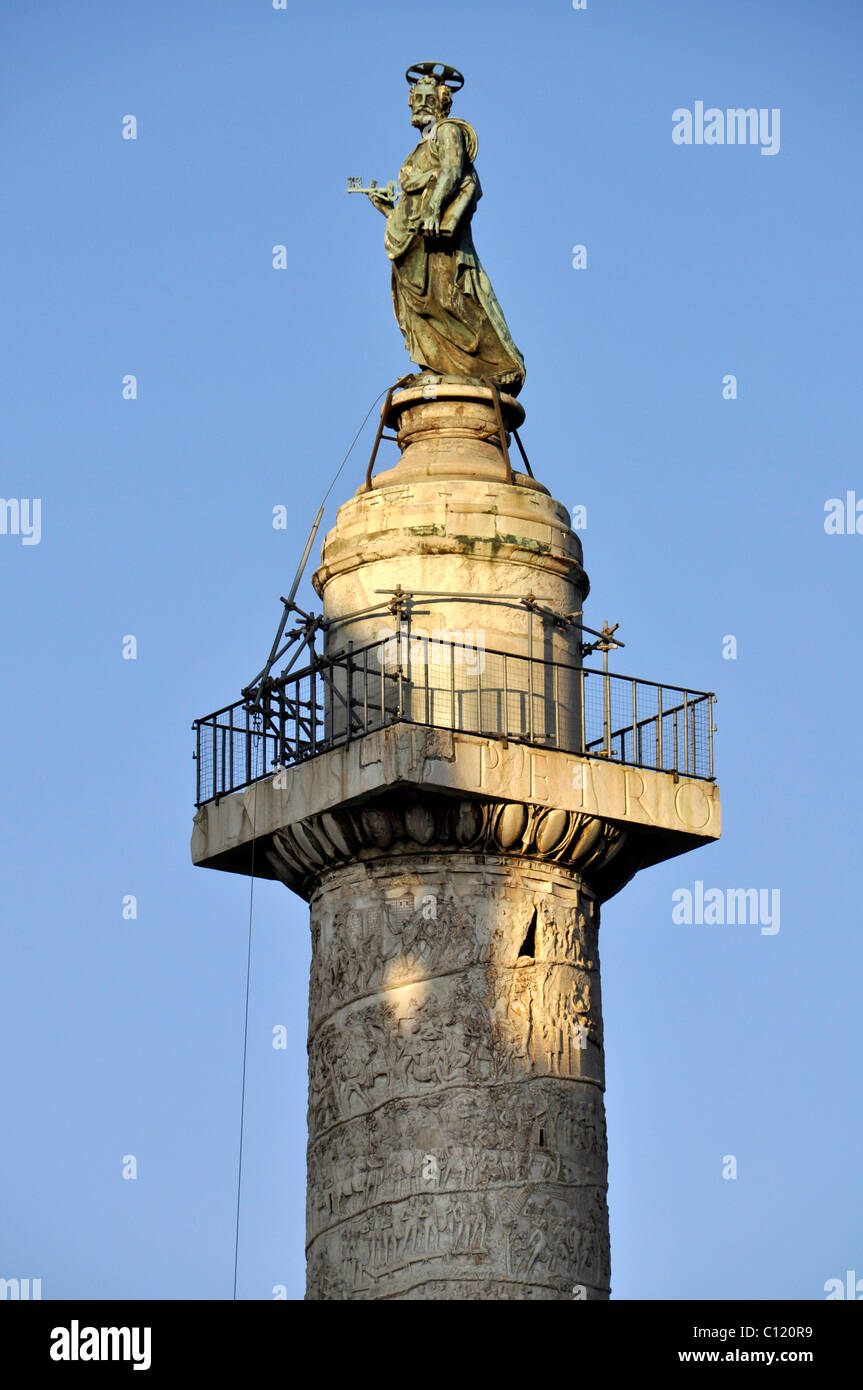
[408,79,448,131]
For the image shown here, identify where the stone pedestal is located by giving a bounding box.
[314,385,589,763]
[316,388,588,671]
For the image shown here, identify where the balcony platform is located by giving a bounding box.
[191,722,720,901]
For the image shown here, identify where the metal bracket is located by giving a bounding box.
[511,427,534,478]
[481,377,514,484]
[363,375,414,491]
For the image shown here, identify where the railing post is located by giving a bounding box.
[683,692,690,775]
[346,642,354,744]
[689,694,697,776]
[363,647,369,734]
[708,695,715,780]
[603,654,611,758]
[525,606,530,745]
[580,669,586,755]
[657,687,663,771]
[631,680,638,766]
[404,620,411,722]
[503,650,510,739]
[450,634,456,729]
[396,624,405,722]
[325,659,332,747]
[310,666,318,754]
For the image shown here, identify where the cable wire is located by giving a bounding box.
[320,385,390,508]
[232,772,258,1300]
[230,388,390,1297]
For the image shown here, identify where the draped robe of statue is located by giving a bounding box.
[384,117,526,395]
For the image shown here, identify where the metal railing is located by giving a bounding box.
[193,635,715,806]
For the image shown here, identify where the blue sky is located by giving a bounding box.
[1,0,860,1300]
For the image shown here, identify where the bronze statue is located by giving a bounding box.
[349,63,525,396]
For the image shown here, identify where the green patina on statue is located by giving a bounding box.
[349,62,525,396]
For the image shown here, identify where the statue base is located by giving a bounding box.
[367,383,535,490]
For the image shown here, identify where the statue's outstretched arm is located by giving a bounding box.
[368,188,397,216]
[347,178,399,215]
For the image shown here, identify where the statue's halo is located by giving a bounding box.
[405,62,464,93]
